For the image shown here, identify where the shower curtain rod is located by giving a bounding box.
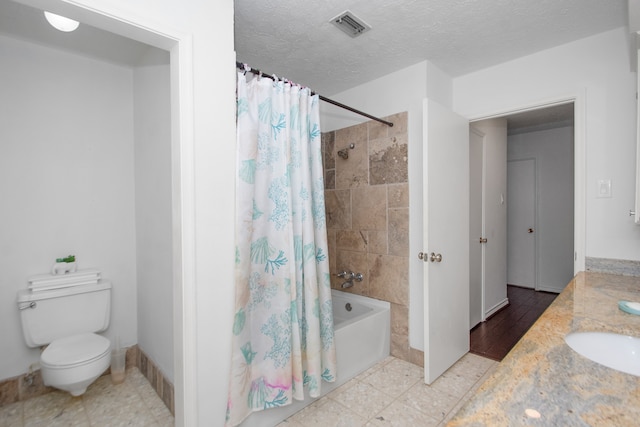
[236,61,393,127]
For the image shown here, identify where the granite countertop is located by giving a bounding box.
[448,271,640,426]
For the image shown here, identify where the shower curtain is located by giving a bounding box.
[226,72,336,426]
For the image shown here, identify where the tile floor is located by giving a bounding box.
[470,285,558,361]
[279,353,497,427]
[0,367,174,427]
[0,355,494,427]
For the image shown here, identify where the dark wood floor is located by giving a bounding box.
[470,285,558,361]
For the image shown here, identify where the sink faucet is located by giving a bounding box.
[336,271,364,288]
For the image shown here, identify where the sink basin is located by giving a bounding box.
[564,332,640,377]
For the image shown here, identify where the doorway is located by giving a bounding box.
[2,0,197,422]
[468,103,574,358]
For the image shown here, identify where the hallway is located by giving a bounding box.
[470,285,558,361]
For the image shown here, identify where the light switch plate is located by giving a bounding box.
[597,179,612,198]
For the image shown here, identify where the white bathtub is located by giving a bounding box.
[240,290,390,427]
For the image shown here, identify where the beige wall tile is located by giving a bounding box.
[126,345,139,370]
[335,138,369,189]
[388,208,409,257]
[324,189,351,230]
[367,230,388,255]
[351,186,387,231]
[386,111,408,137]
[0,377,19,406]
[336,230,368,252]
[324,169,335,190]
[388,183,409,208]
[327,229,336,275]
[409,348,425,368]
[368,119,389,141]
[368,254,408,306]
[391,332,410,361]
[390,303,409,336]
[334,250,369,296]
[369,134,408,185]
[322,131,335,170]
[335,122,367,146]
[18,369,52,401]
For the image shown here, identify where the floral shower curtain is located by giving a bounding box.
[226,72,336,426]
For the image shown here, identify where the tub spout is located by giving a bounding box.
[341,281,354,289]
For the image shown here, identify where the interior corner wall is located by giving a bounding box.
[453,27,640,262]
[133,48,174,382]
[0,34,138,380]
[426,61,453,109]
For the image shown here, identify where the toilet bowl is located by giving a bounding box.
[40,332,112,396]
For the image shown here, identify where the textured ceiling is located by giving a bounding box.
[235,0,627,95]
[0,0,626,128]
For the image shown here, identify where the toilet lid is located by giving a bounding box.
[41,332,111,367]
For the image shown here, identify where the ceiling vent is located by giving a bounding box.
[330,10,371,38]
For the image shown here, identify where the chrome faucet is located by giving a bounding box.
[336,271,364,288]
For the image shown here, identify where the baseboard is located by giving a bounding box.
[485,298,509,319]
[136,346,175,416]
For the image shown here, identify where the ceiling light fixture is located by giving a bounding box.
[44,11,80,32]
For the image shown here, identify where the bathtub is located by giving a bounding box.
[240,290,390,427]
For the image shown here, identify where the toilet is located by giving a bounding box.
[17,281,112,396]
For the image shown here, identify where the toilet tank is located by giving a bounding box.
[17,281,111,347]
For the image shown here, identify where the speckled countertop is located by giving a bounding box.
[448,271,640,426]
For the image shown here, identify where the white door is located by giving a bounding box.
[507,159,536,289]
[422,99,470,384]
[469,128,484,329]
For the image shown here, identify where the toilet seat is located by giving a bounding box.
[41,332,111,369]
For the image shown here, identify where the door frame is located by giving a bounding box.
[468,93,584,275]
[18,1,197,424]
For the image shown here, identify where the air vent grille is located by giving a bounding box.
[330,11,371,38]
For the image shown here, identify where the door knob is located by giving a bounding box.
[418,252,442,262]
[528,228,534,233]
[479,237,488,243]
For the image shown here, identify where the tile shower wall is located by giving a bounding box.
[323,112,422,364]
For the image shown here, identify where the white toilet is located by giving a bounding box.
[17,281,112,396]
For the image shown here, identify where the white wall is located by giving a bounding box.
[454,27,640,262]
[133,48,174,381]
[0,35,138,379]
[508,126,575,292]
